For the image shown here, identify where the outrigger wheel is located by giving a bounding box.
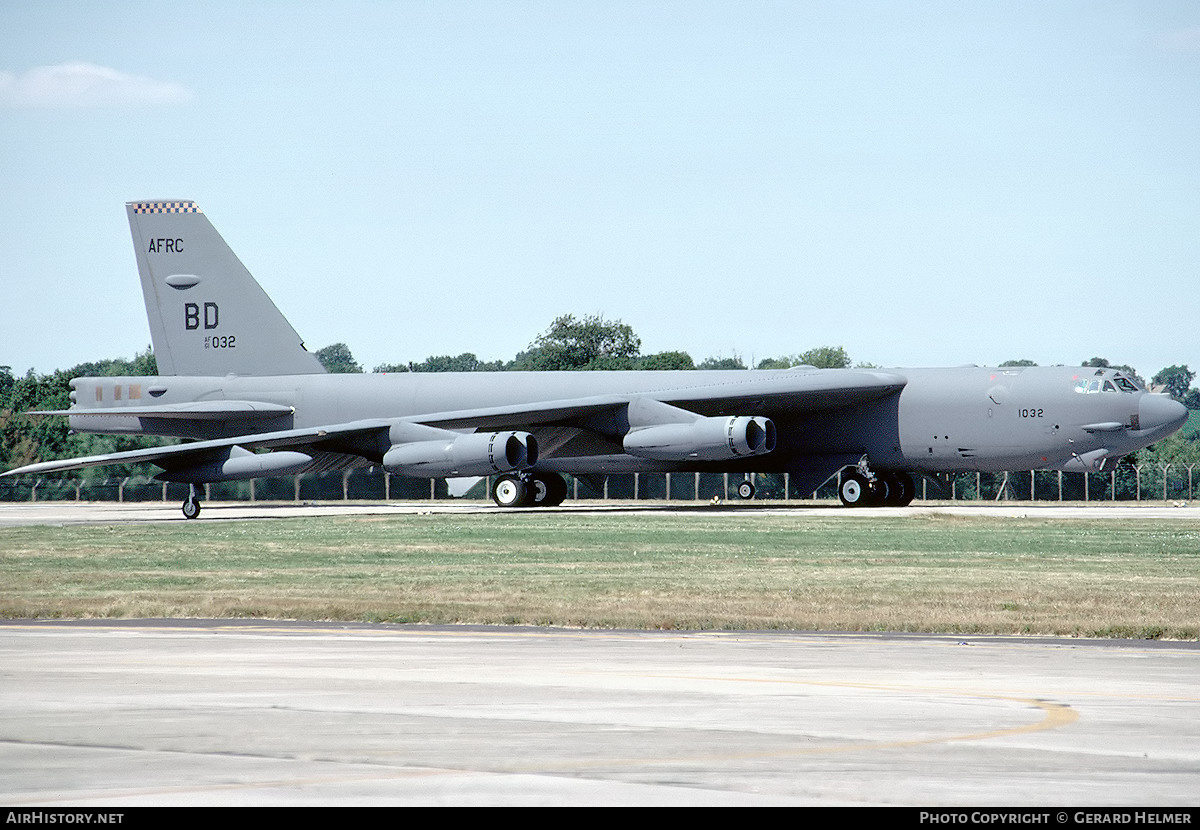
[182,484,202,519]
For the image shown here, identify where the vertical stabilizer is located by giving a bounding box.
[127,200,326,376]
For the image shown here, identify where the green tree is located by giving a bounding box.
[1001,359,1038,367]
[408,353,505,373]
[1151,365,1195,401]
[697,355,747,370]
[756,346,851,370]
[315,343,362,373]
[509,314,641,371]
[637,351,694,370]
[1143,412,1200,468]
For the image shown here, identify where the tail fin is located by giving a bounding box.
[127,200,326,376]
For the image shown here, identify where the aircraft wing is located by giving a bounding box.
[0,420,392,479]
[3,370,906,479]
[413,370,908,432]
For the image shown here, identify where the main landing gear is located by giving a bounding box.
[182,484,202,519]
[837,469,916,508]
[491,472,569,508]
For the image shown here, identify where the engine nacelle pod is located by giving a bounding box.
[383,430,538,477]
[624,416,776,461]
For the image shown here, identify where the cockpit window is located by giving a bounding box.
[1076,373,1141,394]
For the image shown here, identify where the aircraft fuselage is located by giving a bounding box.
[69,363,1184,482]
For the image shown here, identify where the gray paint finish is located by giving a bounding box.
[3,201,1187,511]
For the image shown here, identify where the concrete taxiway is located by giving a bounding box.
[1,498,1198,527]
[1,620,1198,806]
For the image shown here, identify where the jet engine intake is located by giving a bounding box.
[383,430,537,477]
[624,416,776,461]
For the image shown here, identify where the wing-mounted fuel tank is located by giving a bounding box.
[621,398,776,462]
[382,422,538,478]
[156,446,313,483]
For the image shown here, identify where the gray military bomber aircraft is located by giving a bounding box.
[3,200,1188,517]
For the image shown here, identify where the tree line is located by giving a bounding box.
[3,314,1197,475]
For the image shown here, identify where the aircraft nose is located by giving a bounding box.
[1139,394,1188,435]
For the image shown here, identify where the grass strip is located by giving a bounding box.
[2,512,1198,638]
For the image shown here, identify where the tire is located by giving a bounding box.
[182,498,201,520]
[492,475,528,507]
[884,472,916,507]
[736,480,755,500]
[838,472,870,507]
[527,473,569,507]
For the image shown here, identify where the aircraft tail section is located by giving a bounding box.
[127,200,325,376]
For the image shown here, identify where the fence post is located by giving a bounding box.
[1161,464,1171,501]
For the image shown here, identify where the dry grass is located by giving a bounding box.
[1,512,1198,637]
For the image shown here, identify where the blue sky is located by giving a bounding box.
[3,1,1198,381]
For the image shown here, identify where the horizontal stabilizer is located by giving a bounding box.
[30,401,295,420]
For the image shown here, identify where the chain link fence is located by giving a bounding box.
[1,465,1196,504]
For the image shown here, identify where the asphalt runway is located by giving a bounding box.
[1,620,1198,806]
[3,502,1198,806]
[1,498,1199,527]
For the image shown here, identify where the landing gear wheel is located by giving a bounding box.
[881,472,916,507]
[736,479,756,500]
[838,472,872,507]
[182,486,202,520]
[529,473,568,507]
[492,474,528,507]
